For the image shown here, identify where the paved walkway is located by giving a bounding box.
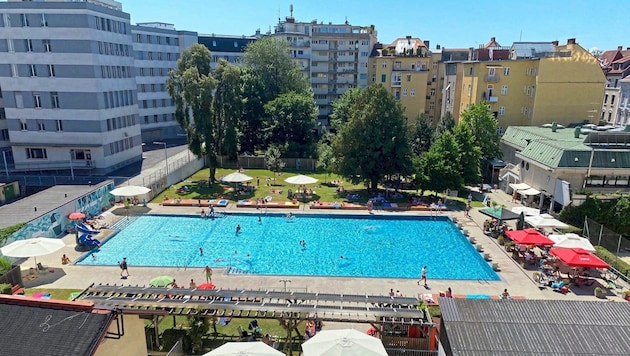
[21,187,628,305]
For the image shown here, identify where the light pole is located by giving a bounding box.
[153,141,168,176]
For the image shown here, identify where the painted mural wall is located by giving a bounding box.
[3,182,115,244]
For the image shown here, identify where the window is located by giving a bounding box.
[33,93,41,108]
[50,92,59,109]
[21,14,29,27]
[382,62,387,68]
[40,13,47,27]
[48,64,55,77]
[55,119,63,131]
[136,34,142,43]
[37,120,45,131]
[7,39,14,53]
[371,74,375,83]
[402,89,408,97]
[394,61,401,70]
[430,88,436,96]
[488,67,496,76]
[467,84,472,96]
[501,85,508,95]
[29,64,38,77]
[11,64,18,77]
[381,74,386,83]
[611,95,616,105]
[498,106,505,116]
[407,74,411,82]
[20,119,27,131]
[503,67,510,76]
[26,148,47,159]
[410,89,415,96]
[43,39,52,52]
[0,129,8,141]
[25,39,33,52]
[604,94,608,104]
[72,149,91,160]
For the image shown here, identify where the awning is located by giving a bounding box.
[549,248,609,269]
[509,183,530,191]
[505,229,555,246]
[511,206,540,216]
[518,187,541,196]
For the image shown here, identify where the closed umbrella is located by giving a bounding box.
[149,275,174,287]
[302,329,388,356]
[203,341,283,356]
[284,174,318,185]
[1,237,65,270]
[68,212,86,220]
[196,283,216,290]
[110,185,151,197]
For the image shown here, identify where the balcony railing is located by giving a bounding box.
[484,74,500,82]
[391,80,402,87]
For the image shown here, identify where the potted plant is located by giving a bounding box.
[504,241,515,252]
[594,287,607,299]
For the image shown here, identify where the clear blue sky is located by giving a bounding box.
[124,0,624,52]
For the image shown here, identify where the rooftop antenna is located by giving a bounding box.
[290,4,293,17]
[519,30,522,41]
[345,16,348,25]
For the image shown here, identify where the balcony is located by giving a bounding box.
[391,81,401,87]
[484,74,500,82]
[290,40,310,47]
[488,96,499,102]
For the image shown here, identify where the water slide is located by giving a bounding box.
[76,223,99,234]
[78,233,100,247]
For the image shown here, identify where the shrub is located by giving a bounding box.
[594,246,630,279]
[0,257,12,275]
[0,223,26,244]
[0,283,11,294]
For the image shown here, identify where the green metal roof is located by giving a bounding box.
[502,126,584,150]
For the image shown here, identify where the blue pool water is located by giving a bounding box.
[77,214,499,280]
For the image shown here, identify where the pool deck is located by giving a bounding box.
[19,188,628,309]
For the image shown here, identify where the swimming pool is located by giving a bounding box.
[77,214,499,280]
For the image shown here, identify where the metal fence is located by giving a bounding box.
[583,216,630,280]
[386,349,438,356]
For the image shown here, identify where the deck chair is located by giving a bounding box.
[37,262,47,271]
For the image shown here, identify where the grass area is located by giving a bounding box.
[24,288,82,300]
[151,168,468,209]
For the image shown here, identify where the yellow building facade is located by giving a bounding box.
[456,39,606,130]
[368,37,441,125]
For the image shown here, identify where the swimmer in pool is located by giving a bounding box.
[236,225,241,235]
[258,216,262,223]
[286,212,293,219]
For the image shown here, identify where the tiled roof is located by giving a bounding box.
[0,296,114,356]
[198,35,257,53]
[600,48,630,67]
[484,37,500,48]
[440,298,630,356]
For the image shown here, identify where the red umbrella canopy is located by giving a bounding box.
[196,283,216,290]
[68,212,86,220]
[505,228,555,246]
[550,248,609,269]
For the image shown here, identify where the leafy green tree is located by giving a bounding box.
[435,111,455,137]
[460,103,501,162]
[612,196,630,233]
[167,44,218,180]
[265,144,286,184]
[240,37,310,152]
[418,131,464,193]
[333,84,412,190]
[409,114,433,156]
[211,60,242,161]
[329,87,363,130]
[263,92,318,158]
[452,123,482,184]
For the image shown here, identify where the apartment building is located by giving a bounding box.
[368,36,441,124]
[273,16,377,123]
[198,33,258,72]
[599,45,630,127]
[456,38,606,131]
[132,22,196,142]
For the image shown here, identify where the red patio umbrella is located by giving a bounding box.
[68,212,86,220]
[504,228,555,246]
[549,248,609,269]
[196,283,216,290]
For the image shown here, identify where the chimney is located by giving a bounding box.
[551,40,559,46]
[406,35,412,39]
[423,40,430,48]
[490,37,496,42]
[574,127,581,138]
[567,38,576,45]
[618,46,623,51]
[552,122,558,133]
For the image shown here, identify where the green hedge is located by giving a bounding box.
[0,283,11,294]
[0,257,11,276]
[594,246,630,278]
[0,223,26,244]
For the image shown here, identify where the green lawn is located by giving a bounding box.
[24,288,83,300]
[151,168,467,209]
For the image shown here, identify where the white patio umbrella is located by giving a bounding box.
[1,237,65,270]
[511,206,540,216]
[525,213,569,229]
[284,174,318,185]
[203,341,283,356]
[548,233,596,252]
[221,172,253,183]
[109,185,151,197]
[302,329,388,356]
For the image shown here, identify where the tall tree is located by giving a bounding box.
[329,87,363,131]
[265,144,286,184]
[409,114,434,156]
[460,103,501,162]
[452,123,482,185]
[333,84,412,190]
[167,44,217,180]
[240,37,310,152]
[418,131,464,193]
[211,60,242,161]
[263,92,318,158]
[435,111,455,137]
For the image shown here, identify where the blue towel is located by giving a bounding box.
[466,294,491,299]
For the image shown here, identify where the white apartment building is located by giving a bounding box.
[273,16,377,123]
[131,22,196,142]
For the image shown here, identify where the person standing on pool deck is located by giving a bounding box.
[204,266,213,283]
[119,257,129,277]
[418,265,427,287]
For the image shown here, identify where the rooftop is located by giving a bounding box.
[0,182,110,229]
[440,298,630,356]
